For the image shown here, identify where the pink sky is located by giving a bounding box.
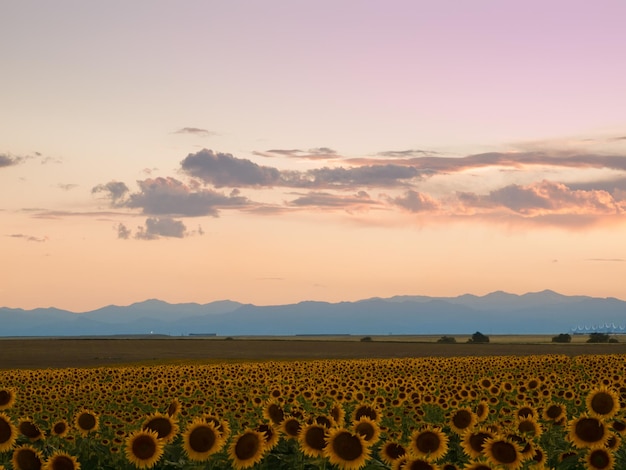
[2,1,626,311]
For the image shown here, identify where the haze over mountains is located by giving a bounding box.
[1,290,625,337]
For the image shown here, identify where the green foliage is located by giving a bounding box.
[467,331,489,343]
[552,333,572,343]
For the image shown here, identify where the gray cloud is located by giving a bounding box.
[57,183,79,191]
[92,181,130,203]
[7,233,48,242]
[303,165,423,188]
[181,149,281,187]
[458,181,623,216]
[376,149,441,158]
[288,190,377,209]
[0,154,24,167]
[254,148,339,160]
[173,127,215,137]
[180,149,424,190]
[391,190,440,212]
[347,151,626,173]
[135,217,187,240]
[125,177,249,216]
[117,223,131,239]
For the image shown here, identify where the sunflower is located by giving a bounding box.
[74,410,98,436]
[380,441,406,465]
[142,412,178,444]
[0,413,18,452]
[50,420,69,438]
[475,400,489,421]
[352,404,380,423]
[586,387,621,419]
[482,436,523,470]
[326,427,371,470]
[124,429,164,469]
[567,414,609,448]
[515,417,542,438]
[542,403,566,423]
[409,426,448,461]
[298,423,327,458]
[18,418,44,441]
[263,400,284,426]
[449,408,477,434]
[182,419,224,461]
[280,416,301,439]
[228,429,266,469]
[586,447,615,470]
[165,398,181,418]
[43,452,81,470]
[529,445,547,468]
[0,389,16,410]
[256,423,279,451]
[330,403,346,426]
[352,417,381,446]
[11,445,43,470]
[461,427,495,459]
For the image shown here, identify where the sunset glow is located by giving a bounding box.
[2,1,626,311]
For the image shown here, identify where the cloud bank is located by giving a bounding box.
[88,147,626,239]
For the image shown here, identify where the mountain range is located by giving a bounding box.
[1,290,625,337]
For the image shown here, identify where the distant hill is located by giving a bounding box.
[1,290,625,336]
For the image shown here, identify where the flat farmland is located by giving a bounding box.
[2,335,626,369]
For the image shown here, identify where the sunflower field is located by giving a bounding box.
[1,353,626,469]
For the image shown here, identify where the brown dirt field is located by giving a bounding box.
[2,336,626,369]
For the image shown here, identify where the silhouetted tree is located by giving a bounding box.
[467,331,489,343]
[587,332,610,343]
[437,336,456,344]
[552,333,571,343]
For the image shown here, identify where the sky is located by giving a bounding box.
[2,1,626,312]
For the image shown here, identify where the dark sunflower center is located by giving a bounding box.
[189,425,216,452]
[144,417,172,439]
[332,432,363,461]
[0,391,11,407]
[408,459,434,470]
[452,410,472,429]
[385,443,405,459]
[305,426,326,451]
[416,431,440,453]
[546,405,563,419]
[49,455,75,470]
[0,418,13,443]
[591,392,615,415]
[490,441,518,464]
[267,404,284,425]
[234,432,260,460]
[589,449,611,469]
[284,419,301,437]
[77,413,96,431]
[355,422,375,441]
[132,434,157,459]
[256,424,274,442]
[19,421,42,439]
[518,420,537,434]
[612,420,626,432]
[16,448,42,470]
[53,422,67,435]
[575,417,605,443]
[469,432,490,452]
